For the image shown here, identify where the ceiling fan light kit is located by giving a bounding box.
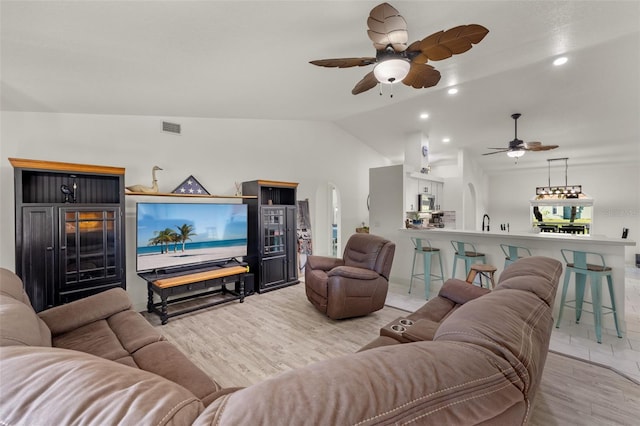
[373,58,410,83]
[507,150,525,158]
[310,2,489,95]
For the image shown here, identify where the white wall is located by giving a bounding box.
[0,111,390,309]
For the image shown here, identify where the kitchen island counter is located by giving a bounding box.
[388,227,636,332]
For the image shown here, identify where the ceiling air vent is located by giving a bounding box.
[162,121,181,134]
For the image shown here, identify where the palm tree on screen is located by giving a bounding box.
[149,228,179,254]
[176,224,196,252]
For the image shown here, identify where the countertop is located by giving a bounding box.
[401,227,636,247]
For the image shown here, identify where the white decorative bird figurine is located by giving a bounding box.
[126,166,162,193]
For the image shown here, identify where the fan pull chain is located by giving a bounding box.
[378,83,395,98]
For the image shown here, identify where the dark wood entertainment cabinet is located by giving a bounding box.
[242,180,299,293]
[10,158,126,312]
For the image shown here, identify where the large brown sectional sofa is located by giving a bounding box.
[1,256,562,425]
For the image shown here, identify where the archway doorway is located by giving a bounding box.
[464,182,477,230]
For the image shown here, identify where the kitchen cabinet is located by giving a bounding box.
[369,164,448,231]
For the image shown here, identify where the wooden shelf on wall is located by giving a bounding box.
[125,191,257,199]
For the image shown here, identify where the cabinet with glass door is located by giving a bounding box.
[243,180,298,293]
[10,158,126,311]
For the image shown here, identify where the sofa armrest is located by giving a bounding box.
[0,346,204,425]
[438,279,491,305]
[306,255,344,272]
[38,288,132,336]
[403,318,440,342]
[328,266,379,280]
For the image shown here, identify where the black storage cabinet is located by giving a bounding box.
[11,158,126,312]
[242,180,298,293]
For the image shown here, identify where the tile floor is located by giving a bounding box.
[386,265,640,383]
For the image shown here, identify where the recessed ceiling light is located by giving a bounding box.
[447,88,458,95]
[442,138,451,143]
[553,56,568,66]
[419,113,429,119]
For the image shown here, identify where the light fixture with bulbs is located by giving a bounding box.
[535,158,583,199]
[507,150,525,158]
[535,185,582,198]
[373,58,411,84]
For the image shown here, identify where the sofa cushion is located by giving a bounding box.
[0,295,52,347]
[342,233,388,270]
[52,318,131,360]
[51,308,170,356]
[0,346,204,426]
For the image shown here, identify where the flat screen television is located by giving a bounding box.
[136,202,248,272]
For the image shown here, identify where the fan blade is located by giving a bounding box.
[407,24,489,63]
[482,150,509,156]
[367,3,408,52]
[352,71,378,95]
[527,144,559,151]
[402,62,441,89]
[310,58,376,68]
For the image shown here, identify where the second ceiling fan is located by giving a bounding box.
[483,113,559,158]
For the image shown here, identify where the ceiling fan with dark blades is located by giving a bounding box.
[309,2,489,95]
[483,113,559,158]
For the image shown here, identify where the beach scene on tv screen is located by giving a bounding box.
[137,203,247,271]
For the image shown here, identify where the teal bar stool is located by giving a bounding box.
[500,244,532,267]
[409,237,445,299]
[450,241,486,280]
[555,249,622,343]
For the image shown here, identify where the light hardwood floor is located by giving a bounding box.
[142,283,639,425]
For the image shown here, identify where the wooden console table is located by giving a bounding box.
[140,264,248,324]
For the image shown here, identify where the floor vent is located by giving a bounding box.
[162,121,181,134]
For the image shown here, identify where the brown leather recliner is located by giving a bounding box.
[304,233,395,320]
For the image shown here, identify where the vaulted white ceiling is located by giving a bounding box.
[2,1,639,173]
